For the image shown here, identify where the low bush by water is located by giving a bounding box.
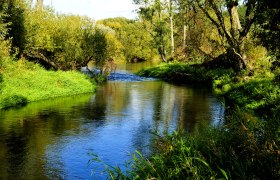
[0,58,95,109]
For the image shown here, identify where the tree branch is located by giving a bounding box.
[240,0,257,39]
[196,1,223,38]
[209,0,234,46]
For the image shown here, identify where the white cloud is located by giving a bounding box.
[44,0,137,20]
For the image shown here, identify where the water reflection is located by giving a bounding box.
[0,78,224,179]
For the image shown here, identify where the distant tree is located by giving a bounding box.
[90,25,121,72]
[134,0,171,62]
[168,0,175,55]
[100,17,157,62]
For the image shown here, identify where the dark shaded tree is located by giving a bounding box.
[255,0,280,66]
[0,0,26,55]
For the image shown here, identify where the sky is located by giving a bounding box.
[43,0,138,20]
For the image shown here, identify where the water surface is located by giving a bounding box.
[0,65,224,179]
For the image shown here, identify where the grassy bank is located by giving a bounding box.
[137,63,235,85]
[95,62,279,179]
[0,58,95,109]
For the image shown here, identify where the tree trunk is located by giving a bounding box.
[183,7,187,50]
[169,0,175,55]
[183,21,187,49]
[26,49,58,70]
[158,2,167,62]
[228,1,247,70]
[228,1,241,38]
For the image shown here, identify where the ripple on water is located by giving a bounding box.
[108,73,155,82]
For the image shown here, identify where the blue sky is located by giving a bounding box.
[44,0,138,20]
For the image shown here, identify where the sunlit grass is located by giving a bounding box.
[0,58,95,109]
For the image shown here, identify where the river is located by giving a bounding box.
[0,63,225,179]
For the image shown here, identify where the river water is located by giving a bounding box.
[0,63,225,179]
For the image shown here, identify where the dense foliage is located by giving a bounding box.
[255,0,280,60]
[99,18,158,62]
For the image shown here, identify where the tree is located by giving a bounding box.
[24,7,59,69]
[175,0,190,49]
[134,0,171,62]
[0,0,26,55]
[35,0,43,11]
[82,24,122,73]
[193,0,259,71]
[168,0,175,55]
[100,17,157,62]
[255,0,280,63]
[0,11,11,92]
[0,11,11,58]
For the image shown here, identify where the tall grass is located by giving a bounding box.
[0,58,95,109]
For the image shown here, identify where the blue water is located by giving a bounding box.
[0,71,225,179]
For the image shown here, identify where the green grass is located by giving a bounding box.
[0,58,95,109]
[137,62,235,86]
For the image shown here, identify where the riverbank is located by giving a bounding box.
[102,62,280,179]
[0,58,95,109]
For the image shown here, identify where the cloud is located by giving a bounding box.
[44,0,137,20]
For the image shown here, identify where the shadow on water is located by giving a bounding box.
[0,69,225,179]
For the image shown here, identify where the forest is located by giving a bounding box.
[0,0,279,179]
